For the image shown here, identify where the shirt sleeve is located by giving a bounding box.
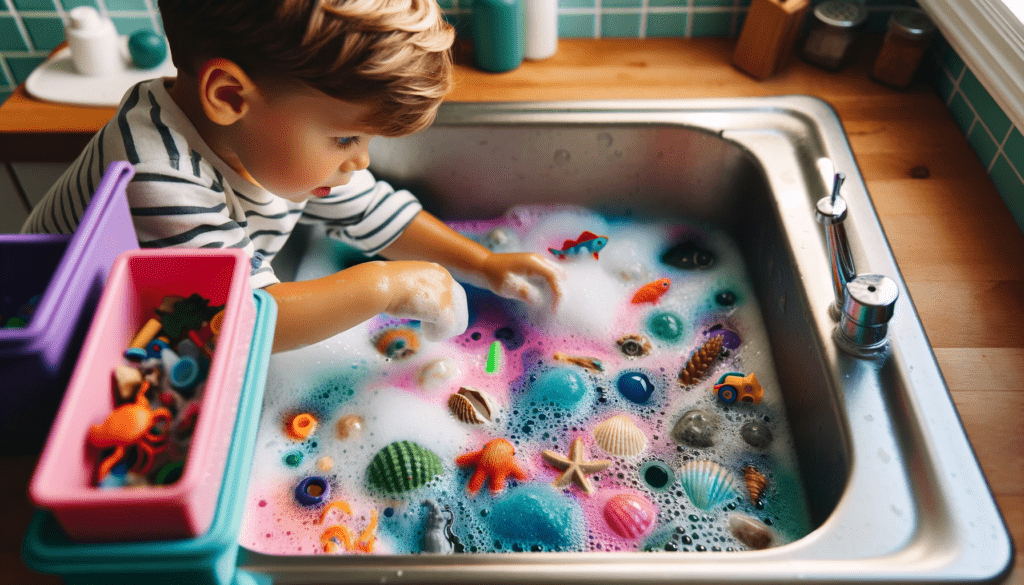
[298,169,422,256]
[125,159,279,289]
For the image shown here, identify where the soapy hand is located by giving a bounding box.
[476,252,565,308]
[380,261,469,341]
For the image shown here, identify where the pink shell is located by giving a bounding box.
[603,493,656,539]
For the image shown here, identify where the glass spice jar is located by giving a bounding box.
[802,0,867,71]
[871,8,936,89]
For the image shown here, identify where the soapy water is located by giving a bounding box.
[240,206,813,555]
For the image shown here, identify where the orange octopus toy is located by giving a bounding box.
[87,388,172,483]
[455,438,528,496]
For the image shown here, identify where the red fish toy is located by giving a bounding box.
[631,278,671,304]
[548,231,609,260]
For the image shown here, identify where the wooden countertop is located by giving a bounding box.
[1,38,1021,584]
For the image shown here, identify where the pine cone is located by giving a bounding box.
[677,335,723,385]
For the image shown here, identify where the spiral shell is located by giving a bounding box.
[742,465,768,503]
[616,334,652,358]
[678,460,737,510]
[366,440,444,494]
[592,414,648,458]
[447,386,496,424]
[375,328,420,360]
[603,493,656,539]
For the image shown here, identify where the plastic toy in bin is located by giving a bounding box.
[88,292,223,487]
[30,248,256,542]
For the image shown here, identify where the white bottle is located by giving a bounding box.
[523,0,558,60]
[65,6,122,76]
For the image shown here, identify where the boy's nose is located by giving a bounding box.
[342,151,370,172]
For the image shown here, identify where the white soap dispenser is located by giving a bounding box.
[65,6,122,76]
[523,0,558,60]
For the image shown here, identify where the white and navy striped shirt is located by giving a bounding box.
[22,78,422,289]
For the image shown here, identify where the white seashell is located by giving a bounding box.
[418,358,460,389]
[447,386,496,424]
[678,460,738,510]
[592,414,648,457]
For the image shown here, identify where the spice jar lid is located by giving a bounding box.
[814,0,868,28]
[888,8,936,38]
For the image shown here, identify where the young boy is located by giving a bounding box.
[23,0,562,352]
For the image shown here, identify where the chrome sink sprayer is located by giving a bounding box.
[815,161,899,353]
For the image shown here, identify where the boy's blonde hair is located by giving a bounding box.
[158,0,454,135]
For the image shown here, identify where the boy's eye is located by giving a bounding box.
[334,136,360,148]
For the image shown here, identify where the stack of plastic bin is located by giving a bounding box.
[0,161,138,453]
[23,247,277,585]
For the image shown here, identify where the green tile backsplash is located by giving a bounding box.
[0,0,1020,234]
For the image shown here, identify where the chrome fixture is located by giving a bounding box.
[815,161,898,351]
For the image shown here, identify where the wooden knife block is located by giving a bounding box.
[733,0,810,80]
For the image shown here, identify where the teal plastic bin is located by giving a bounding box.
[22,290,277,585]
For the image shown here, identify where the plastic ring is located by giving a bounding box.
[295,476,330,506]
[170,356,201,395]
[154,460,185,485]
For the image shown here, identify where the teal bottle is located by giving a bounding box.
[472,0,524,73]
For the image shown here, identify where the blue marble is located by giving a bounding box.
[617,371,654,404]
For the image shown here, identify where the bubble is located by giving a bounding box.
[553,149,571,167]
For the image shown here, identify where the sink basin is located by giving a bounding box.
[243,98,1013,583]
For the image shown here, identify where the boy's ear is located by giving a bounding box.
[197,58,256,126]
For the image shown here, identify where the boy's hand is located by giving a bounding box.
[477,252,565,307]
[381,261,469,340]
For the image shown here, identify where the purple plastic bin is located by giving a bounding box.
[0,162,139,453]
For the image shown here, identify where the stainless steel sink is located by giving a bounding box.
[246,98,1013,583]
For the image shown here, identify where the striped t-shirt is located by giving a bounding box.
[21,78,422,289]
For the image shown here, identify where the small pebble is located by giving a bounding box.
[671,409,719,447]
[740,420,774,448]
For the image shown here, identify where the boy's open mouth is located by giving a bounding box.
[312,187,331,198]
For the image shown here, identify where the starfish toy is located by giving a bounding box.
[455,438,528,496]
[541,437,612,495]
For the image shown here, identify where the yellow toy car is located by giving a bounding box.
[712,372,763,404]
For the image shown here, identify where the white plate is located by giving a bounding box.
[25,41,176,108]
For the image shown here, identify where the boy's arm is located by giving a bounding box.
[265,260,467,353]
[381,211,564,306]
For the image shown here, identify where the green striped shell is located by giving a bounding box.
[365,440,444,494]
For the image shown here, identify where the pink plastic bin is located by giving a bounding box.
[29,248,257,542]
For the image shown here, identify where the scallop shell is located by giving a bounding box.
[592,414,648,457]
[366,440,444,494]
[603,493,656,539]
[447,386,496,424]
[678,460,738,510]
[742,465,768,503]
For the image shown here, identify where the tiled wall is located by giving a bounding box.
[0,0,1021,231]
[0,0,161,104]
[923,35,1024,233]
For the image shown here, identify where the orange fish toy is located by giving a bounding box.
[631,278,671,304]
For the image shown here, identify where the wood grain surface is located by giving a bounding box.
[1,37,1020,584]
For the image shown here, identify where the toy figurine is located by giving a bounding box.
[712,372,764,404]
[548,231,609,260]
